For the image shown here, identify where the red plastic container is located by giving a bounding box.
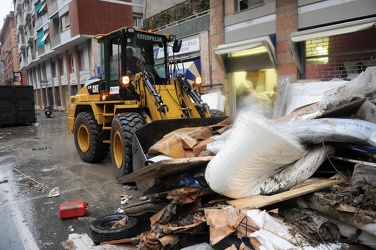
[59,200,88,219]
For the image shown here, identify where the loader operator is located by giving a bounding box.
[125,48,143,75]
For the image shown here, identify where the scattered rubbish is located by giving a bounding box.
[116,208,124,214]
[61,233,94,250]
[111,216,129,229]
[59,200,88,219]
[180,242,214,250]
[93,67,376,249]
[122,184,138,190]
[120,195,132,205]
[13,163,48,189]
[47,186,60,198]
[32,146,51,151]
[178,172,202,188]
[0,178,8,184]
[139,196,148,201]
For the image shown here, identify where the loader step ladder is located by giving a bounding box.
[102,104,114,130]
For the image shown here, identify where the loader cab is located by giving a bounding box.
[95,27,176,101]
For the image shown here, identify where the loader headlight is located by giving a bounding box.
[194,76,202,87]
[101,93,108,101]
[120,76,130,87]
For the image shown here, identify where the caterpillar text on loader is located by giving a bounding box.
[68,27,225,179]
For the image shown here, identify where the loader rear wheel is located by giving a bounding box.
[110,113,146,178]
[74,112,109,163]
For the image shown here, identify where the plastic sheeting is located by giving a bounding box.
[205,111,308,198]
[275,118,376,147]
[247,209,343,250]
[318,66,376,111]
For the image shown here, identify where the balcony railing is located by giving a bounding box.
[37,46,45,56]
[51,34,61,48]
[143,0,209,30]
[48,0,58,15]
[35,14,48,30]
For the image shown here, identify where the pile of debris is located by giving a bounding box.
[103,67,376,249]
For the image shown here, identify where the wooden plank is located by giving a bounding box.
[226,179,341,209]
[117,156,213,184]
[100,238,132,245]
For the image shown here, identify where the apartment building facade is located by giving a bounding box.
[0,11,28,85]
[145,0,376,114]
[14,0,134,110]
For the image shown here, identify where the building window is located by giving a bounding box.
[61,13,70,32]
[133,16,143,28]
[237,0,264,11]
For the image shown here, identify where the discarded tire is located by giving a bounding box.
[90,214,138,244]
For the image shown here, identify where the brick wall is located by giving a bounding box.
[276,0,298,82]
[210,0,225,86]
[305,28,376,81]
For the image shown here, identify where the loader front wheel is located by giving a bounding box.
[110,113,145,178]
[74,112,109,163]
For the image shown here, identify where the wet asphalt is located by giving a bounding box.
[0,111,140,250]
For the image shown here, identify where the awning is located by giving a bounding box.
[50,13,59,20]
[37,29,44,48]
[290,17,376,73]
[34,1,42,14]
[213,36,276,74]
[41,33,49,42]
[38,3,46,13]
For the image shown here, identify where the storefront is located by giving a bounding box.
[289,17,376,81]
[213,35,277,116]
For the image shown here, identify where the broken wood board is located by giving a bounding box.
[118,156,213,184]
[226,179,341,209]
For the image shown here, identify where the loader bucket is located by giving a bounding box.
[132,117,227,172]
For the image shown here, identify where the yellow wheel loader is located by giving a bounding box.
[68,27,225,178]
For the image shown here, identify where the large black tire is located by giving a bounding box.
[74,112,109,163]
[90,214,138,244]
[210,109,226,117]
[110,113,145,178]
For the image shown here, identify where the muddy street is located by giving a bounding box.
[0,111,140,249]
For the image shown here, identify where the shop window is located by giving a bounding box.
[237,0,264,12]
[233,69,277,116]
